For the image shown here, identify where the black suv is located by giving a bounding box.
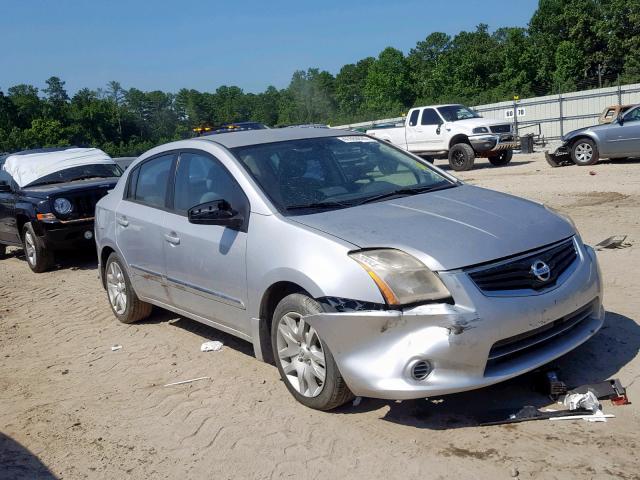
[0,148,122,272]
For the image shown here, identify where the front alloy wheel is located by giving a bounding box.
[571,138,599,166]
[276,312,326,397]
[271,293,353,410]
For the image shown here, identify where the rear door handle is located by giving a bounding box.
[164,233,180,245]
[116,216,129,227]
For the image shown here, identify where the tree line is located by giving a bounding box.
[1,0,639,157]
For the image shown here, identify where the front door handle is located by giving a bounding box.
[164,233,180,245]
[116,216,129,227]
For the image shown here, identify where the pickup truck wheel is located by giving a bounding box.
[105,252,152,324]
[0,244,6,258]
[448,143,476,171]
[272,293,354,410]
[488,149,513,166]
[571,139,599,166]
[22,223,53,273]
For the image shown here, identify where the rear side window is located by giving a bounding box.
[421,109,441,125]
[408,110,420,127]
[131,155,174,208]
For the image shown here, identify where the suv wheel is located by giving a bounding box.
[448,143,476,171]
[271,293,353,410]
[22,223,53,273]
[105,252,152,323]
[571,138,599,166]
[488,149,513,166]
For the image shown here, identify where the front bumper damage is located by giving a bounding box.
[470,133,519,155]
[305,243,604,400]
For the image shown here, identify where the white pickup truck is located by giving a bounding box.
[366,104,519,171]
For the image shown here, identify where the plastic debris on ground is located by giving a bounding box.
[201,340,223,352]
[352,396,362,407]
[163,376,211,387]
[595,235,630,250]
[564,390,600,412]
[111,345,122,351]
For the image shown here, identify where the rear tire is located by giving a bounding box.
[488,149,513,166]
[105,252,152,324]
[571,138,599,166]
[22,223,53,273]
[448,143,476,171]
[271,293,354,410]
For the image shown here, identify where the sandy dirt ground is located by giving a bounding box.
[1,152,639,479]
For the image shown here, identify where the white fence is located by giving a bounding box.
[332,82,640,141]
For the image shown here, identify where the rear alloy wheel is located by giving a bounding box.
[488,149,513,166]
[272,293,353,410]
[105,252,152,323]
[22,223,53,273]
[571,138,599,166]
[448,143,476,171]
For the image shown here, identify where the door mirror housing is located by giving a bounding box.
[188,199,244,229]
[0,181,11,193]
[617,114,625,126]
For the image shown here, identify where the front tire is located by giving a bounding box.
[488,149,513,166]
[105,252,152,323]
[271,293,353,410]
[571,138,599,166]
[22,223,53,273]
[448,143,476,171]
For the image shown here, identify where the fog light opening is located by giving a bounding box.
[411,360,433,381]
[84,230,94,240]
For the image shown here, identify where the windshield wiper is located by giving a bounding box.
[68,175,109,182]
[355,183,454,206]
[286,200,355,211]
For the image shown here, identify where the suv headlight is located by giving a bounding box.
[349,249,451,305]
[472,127,489,134]
[53,197,73,215]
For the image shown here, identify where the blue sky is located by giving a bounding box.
[2,0,539,95]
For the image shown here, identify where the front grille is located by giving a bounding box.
[468,238,577,293]
[485,301,595,372]
[53,188,110,219]
[490,124,512,134]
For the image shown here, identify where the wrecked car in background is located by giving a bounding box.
[0,147,122,272]
[546,104,640,166]
[95,127,604,410]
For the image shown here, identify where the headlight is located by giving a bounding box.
[349,249,451,305]
[53,197,73,215]
[472,127,489,134]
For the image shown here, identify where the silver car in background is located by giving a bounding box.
[95,128,604,410]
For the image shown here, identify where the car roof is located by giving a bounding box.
[194,126,358,149]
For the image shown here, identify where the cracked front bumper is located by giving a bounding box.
[306,243,604,400]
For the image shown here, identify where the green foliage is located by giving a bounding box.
[1,0,639,156]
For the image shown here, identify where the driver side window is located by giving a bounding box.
[623,108,640,123]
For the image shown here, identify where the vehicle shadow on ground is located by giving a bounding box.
[0,432,57,479]
[438,159,534,172]
[6,246,98,272]
[336,310,639,430]
[140,308,256,357]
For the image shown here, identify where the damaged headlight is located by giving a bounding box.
[349,249,451,305]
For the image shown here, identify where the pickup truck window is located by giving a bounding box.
[421,109,441,126]
[408,110,420,127]
[232,136,454,214]
[437,105,480,122]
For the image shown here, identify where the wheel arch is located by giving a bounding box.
[449,134,471,149]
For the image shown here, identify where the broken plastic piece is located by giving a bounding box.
[111,345,122,351]
[549,411,614,422]
[478,406,591,426]
[563,390,600,412]
[201,340,223,352]
[595,235,629,250]
[568,378,629,405]
[163,376,210,387]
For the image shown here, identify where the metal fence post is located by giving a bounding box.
[559,94,564,138]
[618,76,622,105]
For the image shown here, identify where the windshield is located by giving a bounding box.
[232,136,455,214]
[27,163,122,187]
[437,105,481,122]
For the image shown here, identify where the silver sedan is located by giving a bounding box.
[95,128,604,410]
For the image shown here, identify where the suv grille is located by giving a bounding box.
[490,124,511,133]
[53,188,110,220]
[468,238,577,293]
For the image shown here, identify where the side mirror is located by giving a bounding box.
[0,181,11,193]
[617,114,625,126]
[436,122,443,135]
[188,199,243,229]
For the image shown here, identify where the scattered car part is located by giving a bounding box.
[595,235,629,250]
[568,379,629,405]
[163,377,211,387]
[479,405,593,426]
[201,341,223,352]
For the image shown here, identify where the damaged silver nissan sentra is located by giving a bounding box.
[95,127,604,410]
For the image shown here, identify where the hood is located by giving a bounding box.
[288,184,574,271]
[21,177,119,198]
[562,124,602,142]
[448,117,511,130]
